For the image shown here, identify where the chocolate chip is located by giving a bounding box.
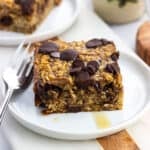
[69,67,82,76]
[72,59,85,68]
[39,103,46,108]
[75,71,95,88]
[50,52,60,58]
[105,63,120,75]
[60,49,78,61]
[15,0,35,15]
[44,84,62,100]
[35,82,62,100]
[86,61,99,75]
[35,94,45,107]
[103,83,114,91]
[0,16,13,26]
[111,52,119,61]
[87,61,99,70]
[35,81,44,96]
[14,0,21,4]
[39,42,59,54]
[86,39,103,48]
[68,105,81,112]
[86,65,96,76]
[44,84,62,93]
[76,71,90,82]
[101,39,112,45]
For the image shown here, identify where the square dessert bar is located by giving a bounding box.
[33,38,123,114]
[0,0,61,33]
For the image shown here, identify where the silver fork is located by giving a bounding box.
[0,41,33,125]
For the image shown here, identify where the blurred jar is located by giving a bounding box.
[93,0,145,24]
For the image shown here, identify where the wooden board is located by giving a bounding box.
[97,130,139,150]
[136,21,150,65]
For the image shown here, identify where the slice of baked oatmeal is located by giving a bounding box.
[0,0,61,33]
[33,38,123,114]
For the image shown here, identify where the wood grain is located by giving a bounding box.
[97,130,139,150]
[136,21,150,65]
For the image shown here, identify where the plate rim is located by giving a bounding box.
[9,51,150,140]
[0,0,80,46]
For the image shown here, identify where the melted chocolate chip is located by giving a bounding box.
[0,16,13,26]
[69,67,82,76]
[86,65,96,76]
[87,61,99,70]
[68,105,81,112]
[43,84,62,100]
[50,52,60,58]
[105,63,120,75]
[39,42,59,54]
[75,71,95,88]
[72,59,85,68]
[36,82,62,100]
[86,38,113,49]
[39,103,46,108]
[101,39,112,45]
[60,49,78,61]
[76,71,90,82]
[35,81,44,96]
[85,39,103,48]
[44,84,62,93]
[103,82,114,91]
[86,61,99,75]
[15,0,35,15]
[111,52,119,61]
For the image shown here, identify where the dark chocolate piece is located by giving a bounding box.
[105,63,120,75]
[0,16,13,26]
[86,61,99,75]
[86,39,103,48]
[39,103,47,108]
[103,82,114,91]
[72,59,85,69]
[69,67,82,76]
[101,39,113,45]
[60,49,78,61]
[15,0,35,15]
[39,42,59,54]
[111,52,119,61]
[67,105,82,112]
[75,71,95,88]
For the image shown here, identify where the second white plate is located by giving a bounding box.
[0,0,79,46]
[9,51,150,140]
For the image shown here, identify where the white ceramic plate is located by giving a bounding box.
[0,0,79,46]
[9,50,150,140]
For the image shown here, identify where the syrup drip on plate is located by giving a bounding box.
[92,112,111,129]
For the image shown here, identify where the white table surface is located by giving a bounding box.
[0,0,150,150]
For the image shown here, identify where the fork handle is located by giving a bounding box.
[0,88,14,125]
